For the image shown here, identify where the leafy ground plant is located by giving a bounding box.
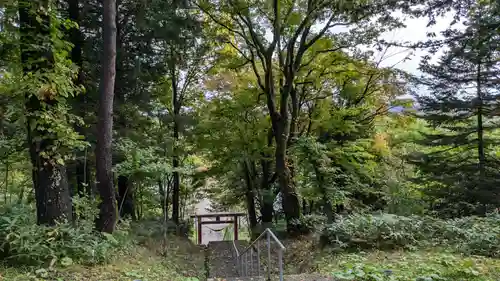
[322,212,500,257]
[318,250,500,281]
[0,235,205,281]
[0,203,129,266]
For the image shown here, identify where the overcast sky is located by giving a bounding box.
[377,13,456,74]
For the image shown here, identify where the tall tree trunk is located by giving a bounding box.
[75,157,91,196]
[313,165,333,223]
[118,175,135,219]
[274,121,300,230]
[68,0,83,85]
[171,54,181,224]
[260,129,274,224]
[68,0,90,199]
[243,161,258,229]
[95,0,117,233]
[166,178,171,220]
[476,62,485,178]
[172,131,180,223]
[159,179,167,220]
[4,163,8,205]
[266,63,300,231]
[20,0,72,225]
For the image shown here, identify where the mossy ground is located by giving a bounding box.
[283,236,500,280]
[1,234,205,281]
[3,232,500,281]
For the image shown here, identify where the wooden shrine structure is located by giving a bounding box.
[190,212,246,244]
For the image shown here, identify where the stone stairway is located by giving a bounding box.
[207,240,248,278]
[206,240,333,281]
[207,274,333,281]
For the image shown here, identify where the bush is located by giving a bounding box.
[0,203,130,266]
[446,214,500,257]
[330,252,491,281]
[322,213,435,250]
[290,214,328,234]
[322,212,500,257]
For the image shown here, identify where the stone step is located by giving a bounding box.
[208,274,333,281]
[207,240,249,278]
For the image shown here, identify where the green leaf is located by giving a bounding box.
[60,257,73,267]
[102,232,118,245]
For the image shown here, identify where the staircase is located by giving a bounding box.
[206,228,332,281]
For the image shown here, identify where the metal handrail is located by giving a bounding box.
[234,228,285,281]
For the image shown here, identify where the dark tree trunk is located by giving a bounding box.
[274,125,300,229]
[158,179,167,220]
[260,129,274,224]
[243,161,258,229]
[170,54,181,224]
[68,0,83,84]
[118,175,135,219]
[476,62,485,178]
[313,165,333,223]
[20,0,72,225]
[166,178,171,220]
[268,82,300,231]
[76,158,90,196]
[95,0,117,233]
[260,158,274,224]
[172,163,180,223]
[68,0,90,199]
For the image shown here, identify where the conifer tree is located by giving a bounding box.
[411,1,500,217]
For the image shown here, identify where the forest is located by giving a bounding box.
[1,0,500,280]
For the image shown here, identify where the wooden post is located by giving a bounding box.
[234,215,238,240]
[197,216,202,244]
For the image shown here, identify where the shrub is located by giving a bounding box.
[322,212,500,257]
[446,214,500,257]
[331,253,488,281]
[322,213,439,250]
[290,214,328,234]
[0,203,130,266]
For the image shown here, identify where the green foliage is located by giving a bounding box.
[290,214,328,234]
[409,0,500,217]
[322,212,500,257]
[0,204,130,266]
[330,252,493,281]
[323,213,435,250]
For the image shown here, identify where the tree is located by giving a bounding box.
[410,0,500,217]
[199,0,409,231]
[19,0,85,225]
[292,48,409,221]
[144,0,207,224]
[95,0,117,233]
[196,69,271,229]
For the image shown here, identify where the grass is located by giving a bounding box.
[1,229,205,281]
[321,250,500,280]
[282,235,500,280]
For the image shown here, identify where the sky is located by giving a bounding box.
[376,12,456,75]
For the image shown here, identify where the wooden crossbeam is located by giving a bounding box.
[200,220,234,225]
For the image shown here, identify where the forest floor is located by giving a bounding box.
[1,222,206,281]
[283,236,500,280]
[3,232,500,280]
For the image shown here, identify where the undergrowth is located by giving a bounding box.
[0,201,205,281]
[322,212,500,257]
[321,250,500,281]
[286,213,500,280]
[283,236,500,281]
[0,199,130,267]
